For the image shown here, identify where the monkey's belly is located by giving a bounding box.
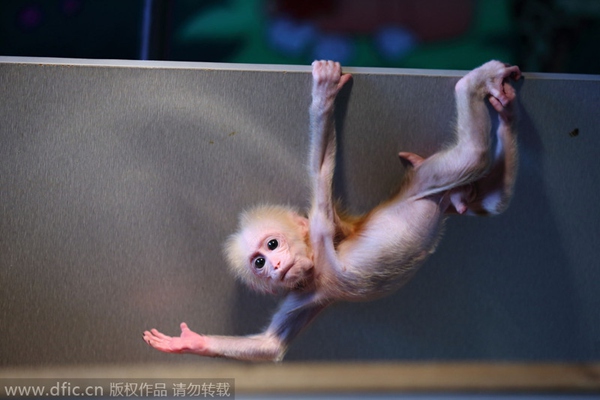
[337,199,445,301]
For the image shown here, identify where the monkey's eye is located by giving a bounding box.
[254,257,266,269]
[267,239,279,251]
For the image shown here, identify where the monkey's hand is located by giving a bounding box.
[311,60,352,104]
[143,323,213,356]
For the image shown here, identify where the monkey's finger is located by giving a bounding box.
[502,80,516,100]
[488,96,505,113]
[338,73,352,89]
[143,330,155,341]
[143,333,161,348]
[150,328,171,340]
[505,65,521,81]
[312,60,332,75]
[142,332,153,344]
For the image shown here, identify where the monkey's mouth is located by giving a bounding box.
[279,263,294,281]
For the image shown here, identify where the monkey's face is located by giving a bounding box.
[247,228,314,292]
[225,205,315,294]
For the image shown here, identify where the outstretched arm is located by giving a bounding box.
[143,292,329,362]
[143,322,282,362]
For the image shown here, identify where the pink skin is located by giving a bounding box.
[249,230,313,290]
[242,213,313,292]
[144,323,212,356]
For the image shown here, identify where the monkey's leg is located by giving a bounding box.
[399,151,475,214]
[405,61,520,200]
[464,92,519,215]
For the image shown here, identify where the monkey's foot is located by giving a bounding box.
[456,61,521,115]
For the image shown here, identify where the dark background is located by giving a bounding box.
[2,0,600,73]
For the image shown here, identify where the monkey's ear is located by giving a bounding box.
[293,215,310,238]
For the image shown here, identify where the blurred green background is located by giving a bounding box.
[1,0,600,73]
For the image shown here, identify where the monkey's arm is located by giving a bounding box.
[308,61,350,213]
[143,292,328,362]
[308,61,351,269]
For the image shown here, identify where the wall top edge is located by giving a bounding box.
[1,56,599,81]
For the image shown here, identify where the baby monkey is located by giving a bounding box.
[144,60,520,361]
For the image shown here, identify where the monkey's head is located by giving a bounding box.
[224,204,314,294]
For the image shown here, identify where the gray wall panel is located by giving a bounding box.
[0,58,598,367]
